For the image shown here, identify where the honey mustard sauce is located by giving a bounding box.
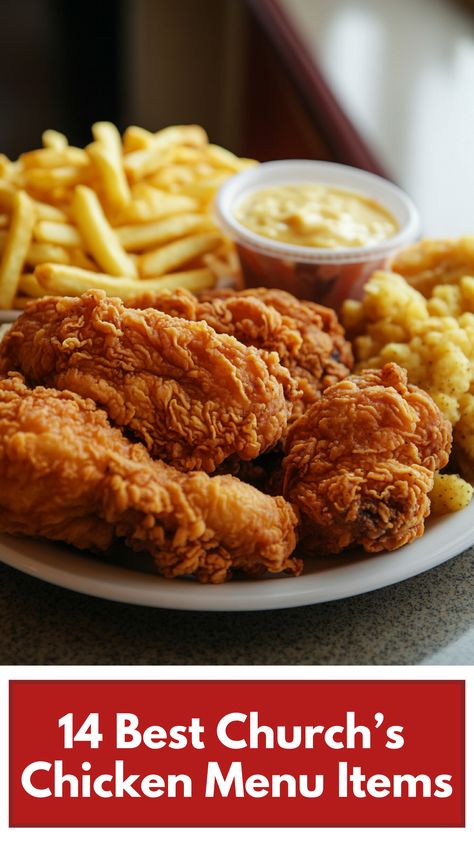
[235,184,398,249]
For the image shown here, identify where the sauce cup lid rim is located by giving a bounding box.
[214,159,420,264]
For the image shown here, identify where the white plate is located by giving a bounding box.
[0,501,473,611]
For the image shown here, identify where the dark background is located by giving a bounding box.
[0,0,338,164]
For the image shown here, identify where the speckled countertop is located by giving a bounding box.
[1,543,473,666]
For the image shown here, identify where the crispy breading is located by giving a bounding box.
[0,374,301,583]
[127,286,352,418]
[282,363,452,554]
[0,290,298,472]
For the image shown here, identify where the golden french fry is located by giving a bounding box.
[21,147,89,169]
[91,122,122,160]
[174,173,229,201]
[25,242,72,267]
[18,273,46,297]
[115,213,208,252]
[0,154,15,179]
[124,126,208,181]
[0,122,249,309]
[123,125,156,152]
[0,180,15,211]
[147,164,197,191]
[206,144,257,172]
[33,200,68,222]
[87,141,131,210]
[23,166,91,191]
[42,129,68,150]
[123,146,175,183]
[35,263,214,296]
[68,247,100,272]
[72,185,137,277]
[139,232,220,277]
[34,220,83,248]
[169,147,203,165]
[114,184,198,224]
[0,191,35,308]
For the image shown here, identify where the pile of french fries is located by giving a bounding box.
[0,123,256,309]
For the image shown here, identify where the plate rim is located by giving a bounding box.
[0,501,473,612]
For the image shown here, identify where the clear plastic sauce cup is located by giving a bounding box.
[214,160,420,311]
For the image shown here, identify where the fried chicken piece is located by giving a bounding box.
[0,374,301,583]
[127,286,353,418]
[0,290,298,473]
[282,363,452,554]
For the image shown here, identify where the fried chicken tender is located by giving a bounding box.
[282,363,452,554]
[0,290,298,473]
[0,375,301,583]
[128,286,353,418]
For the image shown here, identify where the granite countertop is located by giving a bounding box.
[2,543,473,666]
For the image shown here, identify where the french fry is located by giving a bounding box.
[18,273,45,298]
[115,213,208,252]
[123,125,156,152]
[33,200,69,222]
[139,232,220,277]
[42,129,68,150]
[23,166,91,191]
[0,121,254,310]
[35,263,214,296]
[0,154,12,177]
[124,126,208,181]
[25,242,71,267]
[147,164,197,191]
[91,121,123,160]
[87,141,131,210]
[0,180,15,211]
[114,184,198,224]
[68,247,100,272]
[21,147,89,169]
[174,173,229,201]
[34,220,83,248]
[72,185,137,277]
[0,190,35,308]
[206,144,257,172]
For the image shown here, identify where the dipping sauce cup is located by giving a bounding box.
[214,160,420,311]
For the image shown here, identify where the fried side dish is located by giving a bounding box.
[0,122,257,309]
[342,269,474,485]
[282,363,452,554]
[0,290,298,473]
[391,236,474,297]
[198,286,353,417]
[0,375,301,583]
[429,472,473,517]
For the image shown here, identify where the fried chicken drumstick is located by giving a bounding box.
[126,286,353,418]
[0,375,300,583]
[0,290,298,472]
[282,363,452,554]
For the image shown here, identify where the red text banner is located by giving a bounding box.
[9,680,464,827]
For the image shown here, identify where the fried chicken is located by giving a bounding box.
[0,290,298,473]
[282,363,452,554]
[127,286,353,418]
[0,374,301,583]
